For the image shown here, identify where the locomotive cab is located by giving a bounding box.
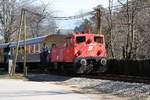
[73,33,107,73]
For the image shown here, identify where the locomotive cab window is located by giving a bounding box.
[94,36,103,43]
[76,36,86,44]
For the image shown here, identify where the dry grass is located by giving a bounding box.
[0,69,26,80]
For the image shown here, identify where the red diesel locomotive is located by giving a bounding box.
[50,32,107,73]
[0,32,107,74]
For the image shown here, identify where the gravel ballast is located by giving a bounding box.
[28,74,150,99]
[55,76,150,99]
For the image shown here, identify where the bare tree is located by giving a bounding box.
[117,0,143,59]
[0,0,57,43]
[106,0,115,58]
[74,19,92,33]
[0,0,17,43]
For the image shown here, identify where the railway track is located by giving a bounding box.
[78,74,150,84]
[26,66,150,84]
[47,71,150,84]
[1,63,150,84]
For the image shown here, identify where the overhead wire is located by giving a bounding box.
[51,3,150,20]
[52,11,95,20]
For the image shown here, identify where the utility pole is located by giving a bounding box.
[10,8,43,76]
[10,9,24,76]
[10,8,28,77]
[95,8,102,34]
[23,8,27,77]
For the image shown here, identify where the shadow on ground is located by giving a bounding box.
[27,74,71,82]
[0,68,8,78]
[0,90,73,97]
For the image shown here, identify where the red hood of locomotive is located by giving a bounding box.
[74,42,107,58]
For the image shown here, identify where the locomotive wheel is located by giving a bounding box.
[73,62,87,74]
[86,64,94,74]
[53,62,64,72]
[97,58,107,73]
[73,62,81,74]
[78,65,86,74]
[98,65,107,73]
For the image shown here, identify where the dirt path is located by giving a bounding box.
[0,79,93,100]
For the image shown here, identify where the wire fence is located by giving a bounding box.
[107,59,150,76]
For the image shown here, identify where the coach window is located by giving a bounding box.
[76,36,86,44]
[94,36,103,43]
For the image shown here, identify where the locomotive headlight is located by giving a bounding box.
[100,58,107,65]
[80,59,87,66]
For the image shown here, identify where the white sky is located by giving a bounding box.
[51,0,108,16]
[42,0,118,29]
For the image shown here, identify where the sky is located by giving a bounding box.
[41,0,118,29]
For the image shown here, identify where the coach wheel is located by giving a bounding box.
[59,63,64,72]
[53,62,58,70]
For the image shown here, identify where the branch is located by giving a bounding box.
[118,0,125,5]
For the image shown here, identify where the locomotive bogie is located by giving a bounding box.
[73,57,107,74]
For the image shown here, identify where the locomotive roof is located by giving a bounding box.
[74,32,104,36]
[0,34,66,48]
